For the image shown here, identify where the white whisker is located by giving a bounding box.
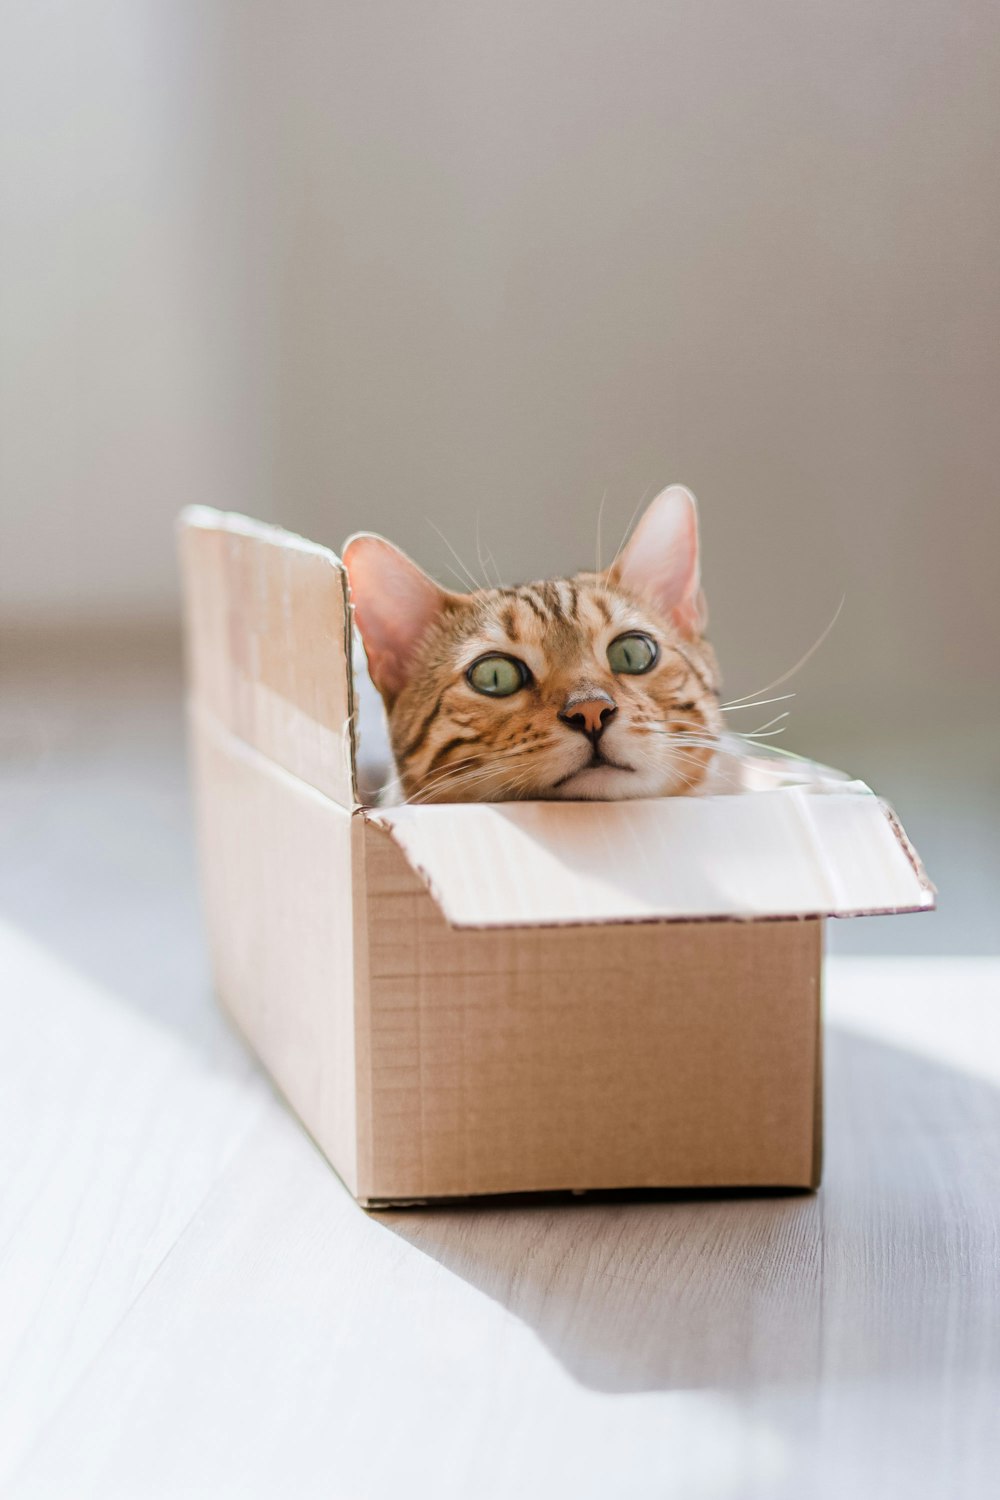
[483,544,504,589]
[739,710,790,736]
[722,596,845,707]
[426,519,481,593]
[403,739,557,804]
[595,488,608,573]
[609,483,654,571]
[440,562,477,592]
[720,692,796,713]
[474,513,504,590]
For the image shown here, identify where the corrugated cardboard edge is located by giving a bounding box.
[360,804,936,930]
[878,798,937,907]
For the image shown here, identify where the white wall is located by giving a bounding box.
[0,1,270,623]
[2,1,998,722]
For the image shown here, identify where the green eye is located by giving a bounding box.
[607,632,658,675]
[467,654,529,696]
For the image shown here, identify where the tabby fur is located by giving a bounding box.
[343,486,721,803]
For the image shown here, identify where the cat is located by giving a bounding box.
[343,485,722,803]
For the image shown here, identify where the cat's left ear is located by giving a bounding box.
[608,484,707,636]
[342,532,457,706]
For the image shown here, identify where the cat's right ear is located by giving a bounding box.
[607,485,707,637]
[342,533,454,705]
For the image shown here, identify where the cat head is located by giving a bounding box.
[343,485,721,802]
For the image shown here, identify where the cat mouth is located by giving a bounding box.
[552,752,635,789]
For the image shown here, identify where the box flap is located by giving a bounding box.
[178,507,356,807]
[367,784,935,928]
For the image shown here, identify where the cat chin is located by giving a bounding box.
[544,764,669,801]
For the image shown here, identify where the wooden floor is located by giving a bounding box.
[1,642,998,1499]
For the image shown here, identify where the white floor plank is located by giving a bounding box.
[2,955,997,1500]
[0,922,268,1487]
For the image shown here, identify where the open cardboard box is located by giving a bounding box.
[179,507,934,1206]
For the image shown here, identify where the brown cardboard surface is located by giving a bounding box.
[357,819,822,1201]
[191,712,359,1191]
[179,507,356,808]
[367,791,934,928]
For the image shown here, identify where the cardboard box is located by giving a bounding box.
[179,508,934,1206]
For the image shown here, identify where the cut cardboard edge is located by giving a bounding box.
[179,504,338,562]
[878,798,938,904]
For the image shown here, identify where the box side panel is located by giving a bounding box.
[361,824,820,1200]
[811,921,826,1189]
[179,509,355,807]
[350,814,375,1200]
[192,715,358,1192]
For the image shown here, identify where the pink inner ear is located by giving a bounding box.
[343,535,448,703]
[612,485,705,635]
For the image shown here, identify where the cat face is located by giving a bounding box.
[343,486,721,802]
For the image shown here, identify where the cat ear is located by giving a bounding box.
[342,533,455,704]
[609,485,707,636]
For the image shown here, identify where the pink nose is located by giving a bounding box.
[558,691,617,739]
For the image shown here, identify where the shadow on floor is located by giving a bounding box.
[373,1027,1000,1393]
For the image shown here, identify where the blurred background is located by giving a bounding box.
[2,0,998,988]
